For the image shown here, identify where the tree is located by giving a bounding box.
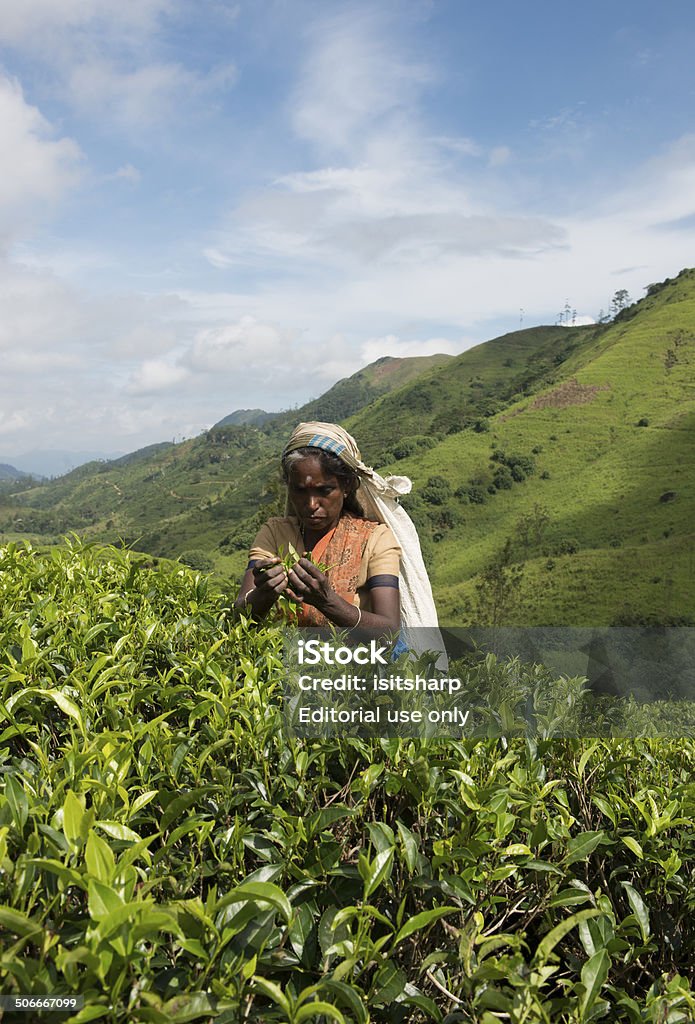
[475,539,524,626]
[610,289,631,319]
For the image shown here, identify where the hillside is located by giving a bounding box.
[213,353,454,431]
[376,269,695,625]
[0,463,28,482]
[288,353,454,425]
[2,269,693,627]
[213,407,273,428]
[347,325,599,463]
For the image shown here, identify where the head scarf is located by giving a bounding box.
[283,422,445,658]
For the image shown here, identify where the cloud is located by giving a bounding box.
[321,212,565,264]
[185,317,301,375]
[360,334,461,363]
[0,255,198,448]
[0,0,174,53]
[0,0,237,138]
[291,6,431,156]
[66,59,237,133]
[0,75,82,244]
[112,163,141,183]
[212,163,564,273]
[126,359,189,394]
[559,316,595,327]
[529,103,587,133]
[203,10,561,281]
[432,135,484,158]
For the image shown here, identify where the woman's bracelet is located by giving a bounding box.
[352,604,362,628]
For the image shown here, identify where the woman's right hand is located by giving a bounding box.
[252,558,289,599]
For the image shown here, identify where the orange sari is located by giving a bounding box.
[297,513,379,627]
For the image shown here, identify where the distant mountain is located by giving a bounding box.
[212,354,454,433]
[279,353,455,427]
[109,443,175,468]
[213,409,273,428]
[0,449,125,479]
[0,463,31,482]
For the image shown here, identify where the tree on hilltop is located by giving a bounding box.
[610,289,631,318]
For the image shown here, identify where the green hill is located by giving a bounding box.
[0,463,30,482]
[346,325,599,463]
[2,269,693,627]
[213,407,273,428]
[290,353,454,425]
[365,269,695,626]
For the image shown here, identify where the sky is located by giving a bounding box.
[1,0,695,458]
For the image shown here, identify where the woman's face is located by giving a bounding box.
[287,455,347,536]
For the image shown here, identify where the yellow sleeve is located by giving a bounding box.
[366,524,401,578]
[248,521,281,563]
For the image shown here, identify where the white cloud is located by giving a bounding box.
[212,161,563,273]
[0,0,236,138]
[559,316,595,327]
[127,359,189,394]
[360,334,461,363]
[0,0,174,52]
[112,163,141,183]
[0,261,80,352]
[66,60,237,132]
[0,75,82,244]
[432,135,484,158]
[291,7,431,156]
[0,409,30,436]
[185,317,300,375]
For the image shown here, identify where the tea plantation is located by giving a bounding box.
[1,542,693,1022]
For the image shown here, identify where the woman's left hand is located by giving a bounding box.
[286,557,332,609]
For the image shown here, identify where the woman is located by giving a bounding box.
[235,422,443,647]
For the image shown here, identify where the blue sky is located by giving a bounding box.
[1,0,694,455]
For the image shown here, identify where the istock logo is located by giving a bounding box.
[297,638,389,666]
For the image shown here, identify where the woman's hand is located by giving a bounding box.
[252,558,290,598]
[286,557,332,609]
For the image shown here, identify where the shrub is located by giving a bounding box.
[421,475,452,505]
[392,439,418,460]
[455,485,486,505]
[179,548,214,571]
[492,466,514,490]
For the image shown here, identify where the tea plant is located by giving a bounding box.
[264,543,332,621]
[0,539,693,1022]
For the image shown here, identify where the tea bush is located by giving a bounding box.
[0,540,693,1022]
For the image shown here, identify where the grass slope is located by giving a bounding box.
[383,270,695,625]
[346,325,599,463]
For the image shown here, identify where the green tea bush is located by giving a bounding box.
[0,540,693,1022]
